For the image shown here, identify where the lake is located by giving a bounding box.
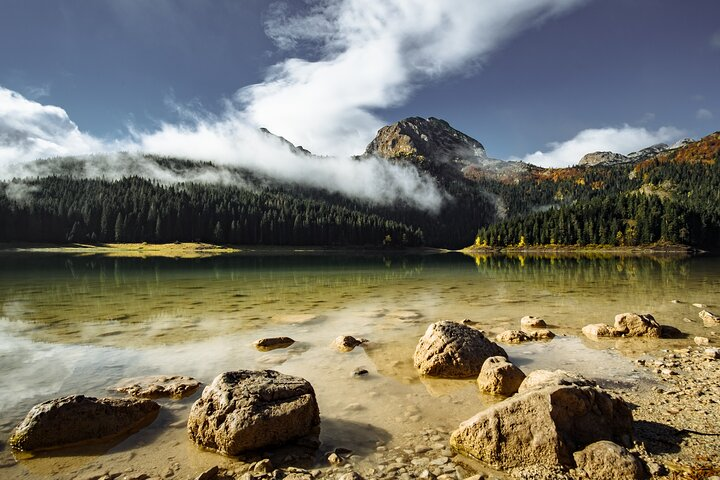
[1,251,718,479]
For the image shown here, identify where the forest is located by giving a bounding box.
[1,132,718,250]
[475,137,720,250]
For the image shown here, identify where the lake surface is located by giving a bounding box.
[1,251,718,479]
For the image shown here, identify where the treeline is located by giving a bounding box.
[0,176,424,246]
[476,159,720,249]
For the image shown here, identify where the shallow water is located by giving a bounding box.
[0,252,718,478]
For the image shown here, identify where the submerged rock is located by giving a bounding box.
[614,313,662,337]
[699,310,720,327]
[253,337,296,351]
[476,356,526,396]
[495,330,532,344]
[187,370,320,455]
[9,395,159,452]
[530,328,556,340]
[450,383,633,470]
[573,440,645,480]
[113,375,200,399]
[521,316,547,328]
[413,321,507,378]
[332,335,367,352]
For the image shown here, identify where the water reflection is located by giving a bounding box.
[0,251,717,479]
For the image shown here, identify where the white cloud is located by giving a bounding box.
[242,0,589,157]
[0,1,591,210]
[0,86,109,173]
[696,108,713,120]
[512,125,684,169]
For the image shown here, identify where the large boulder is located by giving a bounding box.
[450,384,633,470]
[477,356,526,396]
[699,310,720,327]
[573,440,645,480]
[187,370,320,455]
[614,313,661,337]
[413,321,507,378]
[113,375,200,399]
[9,395,159,452]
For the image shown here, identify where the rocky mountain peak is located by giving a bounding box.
[364,116,487,161]
[578,151,630,167]
[259,127,312,156]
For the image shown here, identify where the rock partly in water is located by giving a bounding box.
[518,369,596,394]
[521,316,547,328]
[331,335,367,352]
[530,329,556,340]
[413,321,507,378]
[253,337,296,351]
[476,356,526,396]
[700,310,720,327]
[582,323,617,338]
[113,375,200,399]
[9,395,159,452]
[450,383,633,470]
[572,440,645,480]
[495,330,532,344]
[187,370,320,455]
[614,313,662,337]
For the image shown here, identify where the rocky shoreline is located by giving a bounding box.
[3,312,719,480]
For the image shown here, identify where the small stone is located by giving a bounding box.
[352,368,368,376]
[194,466,219,480]
[693,303,707,308]
[253,459,273,474]
[695,336,710,346]
[430,456,449,466]
[253,337,295,351]
[520,316,546,328]
[332,336,367,352]
[328,452,344,465]
[645,461,668,476]
[699,310,720,327]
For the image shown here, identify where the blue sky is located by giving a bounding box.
[1,0,719,169]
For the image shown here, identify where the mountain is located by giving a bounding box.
[578,144,672,167]
[363,116,531,181]
[474,131,720,250]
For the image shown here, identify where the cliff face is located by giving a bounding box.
[364,117,487,162]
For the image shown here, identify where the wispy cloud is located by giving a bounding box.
[696,108,713,120]
[512,125,683,168]
[243,0,589,157]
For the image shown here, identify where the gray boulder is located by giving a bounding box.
[450,384,633,470]
[9,395,159,452]
[413,321,507,378]
[573,440,645,480]
[187,370,320,455]
[614,313,662,337]
[477,356,526,396]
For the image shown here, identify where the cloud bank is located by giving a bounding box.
[1,0,591,210]
[512,125,683,168]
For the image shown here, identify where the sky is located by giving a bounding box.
[1,0,719,173]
